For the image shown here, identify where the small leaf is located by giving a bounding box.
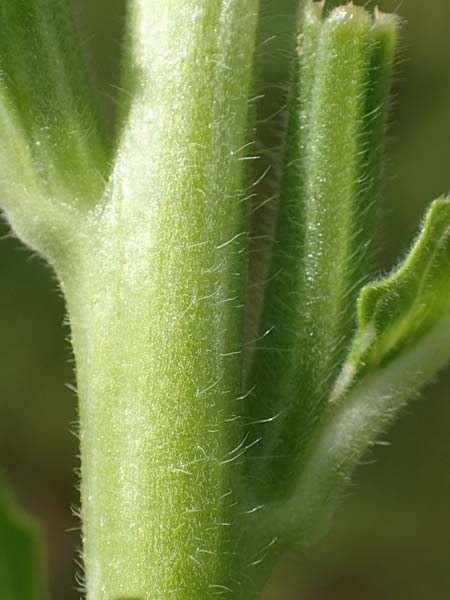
[0,475,47,600]
[276,198,450,543]
[335,198,450,397]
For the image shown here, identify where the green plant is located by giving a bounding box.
[1,0,449,599]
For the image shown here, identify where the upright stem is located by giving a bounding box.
[64,2,260,599]
[247,5,397,505]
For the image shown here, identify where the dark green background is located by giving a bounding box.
[1,1,449,598]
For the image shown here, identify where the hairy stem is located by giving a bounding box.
[64,1,260,598]
[247,4,398,503]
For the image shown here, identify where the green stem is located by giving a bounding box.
[245,0,324,502]
[63,2,260,598]
[1,0,428,597]
[247,4,398,504]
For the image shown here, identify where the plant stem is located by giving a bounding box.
[0,0,107,259]
[63,2,260,598]
[248,4,383,502]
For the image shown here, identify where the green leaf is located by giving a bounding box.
[276,198,450,543]
[336,198,450,393]
[0,475,47,600]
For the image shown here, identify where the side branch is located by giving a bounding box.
[0,0,108,261]
[247,3,398,505]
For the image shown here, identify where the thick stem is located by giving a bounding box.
[64,2,260,598]
[68,253,246,600]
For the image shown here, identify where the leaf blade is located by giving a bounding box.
[277,198,450,543]
[337,197,450,394]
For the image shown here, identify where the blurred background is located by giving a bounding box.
[0,0,449,598]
